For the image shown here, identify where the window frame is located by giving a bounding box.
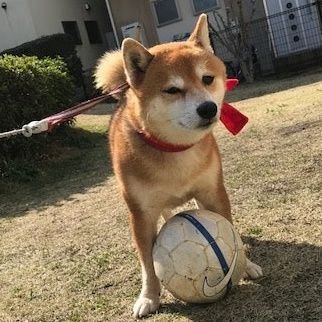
[84,20,103,45]
[61,21,82,45]
[151,0,182,27]
[190,0,220,15]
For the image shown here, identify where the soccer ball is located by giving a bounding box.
[153,209,246,303]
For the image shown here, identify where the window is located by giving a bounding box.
[191,0,218,14]
[151,0,181,26]
[84,21,103,44]
[62,21,82,45]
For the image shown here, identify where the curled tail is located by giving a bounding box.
[94,51,126,98]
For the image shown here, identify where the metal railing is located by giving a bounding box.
[209,1,322,77]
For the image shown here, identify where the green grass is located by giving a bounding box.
[247,226,263,236]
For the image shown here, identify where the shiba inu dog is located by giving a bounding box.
[95,14,263,318]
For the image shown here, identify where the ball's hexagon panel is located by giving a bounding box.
[171,241,207,279]
[216,220,236,246]
[180,221,207,245]
[153,245,175,284]
[166,273,198,303]
[157,221,185,252]
[196,214,221,237]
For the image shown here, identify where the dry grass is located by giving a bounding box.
[1,71,322,322]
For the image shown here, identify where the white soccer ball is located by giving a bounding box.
[153,209,246,303]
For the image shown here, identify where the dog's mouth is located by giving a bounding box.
[197,118,216,128]
[178,117,217,130]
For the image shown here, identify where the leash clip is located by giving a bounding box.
[22,120,49,137]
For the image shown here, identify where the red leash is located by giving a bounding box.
[44,82,129,131]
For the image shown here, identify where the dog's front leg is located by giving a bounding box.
[130,211,161,318]
[194,182,232,223]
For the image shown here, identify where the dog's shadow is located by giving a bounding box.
[157,237,321,322]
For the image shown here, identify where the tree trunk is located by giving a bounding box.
[240,57,254,83]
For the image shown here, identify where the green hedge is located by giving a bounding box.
[1,33,83,87]
[0,55,75,180]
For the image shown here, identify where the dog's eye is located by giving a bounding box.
[202,75,215,85]
[163,87,182,94]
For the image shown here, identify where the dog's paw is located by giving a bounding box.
[133,295,160,319]
[245,258,263,279]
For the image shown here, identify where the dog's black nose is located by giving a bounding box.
[196,101,217,119]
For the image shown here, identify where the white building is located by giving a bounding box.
[0,0,116,71]
[2,0,319,75]
[149,0,227,43]
[0,0,227,71]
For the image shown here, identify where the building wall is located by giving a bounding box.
[0,1,37,52]
[27,0,112,70]
[108,0,159,47]
[151,0,228,43]
[0,0,114,70]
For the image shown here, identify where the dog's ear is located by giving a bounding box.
[188,14,213,53]
[122,38,154,87]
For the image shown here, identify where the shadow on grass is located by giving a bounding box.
[158,237,321,322]
[227,67,322,103]
[0,127,112,218]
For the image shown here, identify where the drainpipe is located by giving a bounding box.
[105,0,120,48]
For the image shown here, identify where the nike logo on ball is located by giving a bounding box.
[202,245,238,297]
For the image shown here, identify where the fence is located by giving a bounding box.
[209,1,322,78]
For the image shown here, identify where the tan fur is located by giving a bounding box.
[95,14,262,318]
[94,51,125,97]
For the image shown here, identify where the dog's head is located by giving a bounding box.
[123,14,226,145]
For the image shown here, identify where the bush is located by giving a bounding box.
[0,55,75,180]
[0,33,83,87]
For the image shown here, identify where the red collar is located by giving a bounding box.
[137,130,194,152]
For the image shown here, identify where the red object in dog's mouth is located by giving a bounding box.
[220,79,248,135]
[220,102,249,136]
